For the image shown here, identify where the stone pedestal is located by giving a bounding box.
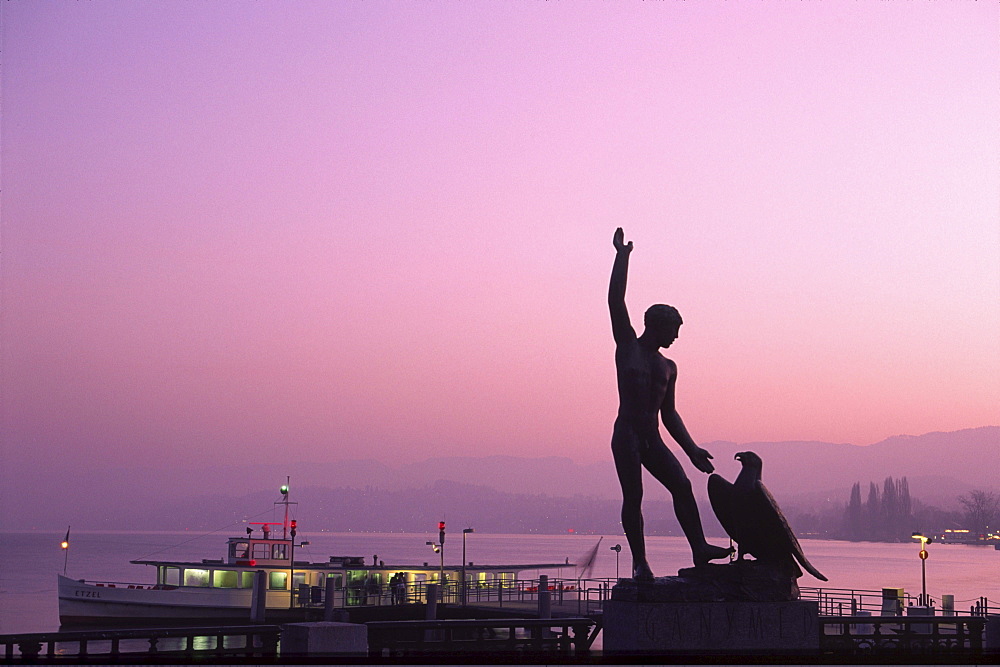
[603,563,819,654]
[604,599,819,654]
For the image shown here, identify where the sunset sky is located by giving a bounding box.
[2,1,997,482]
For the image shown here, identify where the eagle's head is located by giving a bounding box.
[735,451,763,471]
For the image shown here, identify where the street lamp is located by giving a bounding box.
[610,544,622,580]
[912,532,933,606]
[462,528,474,606]
[426,540,443,587]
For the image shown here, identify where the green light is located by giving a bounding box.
[280,485,289,495]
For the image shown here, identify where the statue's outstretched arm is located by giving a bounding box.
[661,365,715,474]
[609,228,635,344]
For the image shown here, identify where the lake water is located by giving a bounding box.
[1,530,996,635]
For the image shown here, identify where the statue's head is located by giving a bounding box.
[644,304,683,348]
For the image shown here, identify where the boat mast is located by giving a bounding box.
[281,477,290,539]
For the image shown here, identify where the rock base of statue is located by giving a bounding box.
[603,562,819,654]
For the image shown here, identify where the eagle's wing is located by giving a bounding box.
[757,482,827,581]
[708,473,740,547]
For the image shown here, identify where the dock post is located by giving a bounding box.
[942,594,954,617]
[251,570,267,624]
[425,583,438,620]
[538,575,551,618]
[324,576,337,621]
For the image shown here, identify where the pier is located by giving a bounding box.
[5,577,997,662]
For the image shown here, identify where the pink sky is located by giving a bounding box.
[2,1,997,474]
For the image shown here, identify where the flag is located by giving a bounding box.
[61,525,70,550]
[575,537,603,579]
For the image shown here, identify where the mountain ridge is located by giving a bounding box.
[6,426,996,530]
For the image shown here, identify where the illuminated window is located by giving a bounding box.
[269,571,288,590]
[271,544,287,560]
[163,567,180,586]
[240,572,255,588]
[184,569,210,587]
[213,570,237,588]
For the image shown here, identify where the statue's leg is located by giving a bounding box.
[643,442,732,566]
[611,427,653,580]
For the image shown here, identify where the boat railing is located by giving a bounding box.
[286,576,619,611]
[70,579,162,591]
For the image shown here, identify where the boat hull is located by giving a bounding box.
[57,574,292,625]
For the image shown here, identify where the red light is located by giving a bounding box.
[438,521,445,531]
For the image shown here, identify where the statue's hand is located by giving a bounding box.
[613,227,633,253]
[688,447,715,474]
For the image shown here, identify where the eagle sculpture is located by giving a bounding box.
[708,451,827,581]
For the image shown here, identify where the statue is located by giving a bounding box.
[708,451,827,581]
[609,228,731,580]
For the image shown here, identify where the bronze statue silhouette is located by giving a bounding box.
[609,228,731,580]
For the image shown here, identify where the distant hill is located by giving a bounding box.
[7,427,996,530]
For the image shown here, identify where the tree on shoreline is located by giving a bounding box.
[958,490,999,538]
[842,476,913,541]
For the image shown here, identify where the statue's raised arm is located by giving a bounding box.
[609,228,635,345]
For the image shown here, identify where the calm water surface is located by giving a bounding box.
[1,530,996,634]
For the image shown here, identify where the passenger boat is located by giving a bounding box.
[57,483,572,625]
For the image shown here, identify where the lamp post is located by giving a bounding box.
[610,544,622,580]
[462,528,474,606]
[912,532,933,606]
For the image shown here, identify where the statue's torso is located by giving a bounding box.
[614,339,672,434]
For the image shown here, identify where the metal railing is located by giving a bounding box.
[801,587,999,618]
[291,576,618,611]
[820,615,987,654]
[366,617,596,656]
[0,625,280,663]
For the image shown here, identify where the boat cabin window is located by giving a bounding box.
[251,544,271,560]
[162,566,180,586]
[271,544,287,560]
[240,572,255,588]
[268,571,288,590]
[213,570,237,588]
[184,569,210,587]
[292,572,307,589]
[325,573,343,589]
[230,542,250,559]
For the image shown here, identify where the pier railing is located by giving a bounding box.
[0,625,280,663]
[366,617,596,656]
[820,615,987,655]
[293,577,996,621]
